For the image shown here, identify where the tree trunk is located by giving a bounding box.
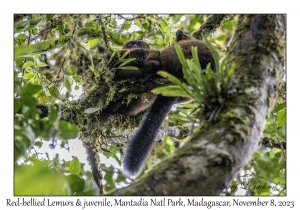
[112,14,286,195]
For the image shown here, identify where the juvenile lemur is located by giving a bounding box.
[114,40,162,80]
[122,30,216,178]
[103,40,161,115]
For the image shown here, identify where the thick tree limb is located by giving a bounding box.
[112,14,286,195]
[193,14,234,39]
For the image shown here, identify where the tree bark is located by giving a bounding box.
[111,14,286,195]
[193,14,233,39]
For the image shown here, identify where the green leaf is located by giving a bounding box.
[164,33,170,45]
[201,34,220,73]
[14,98,22,114]
[222,20,235,31]
[189,15,203,31]
[72,75,82,83]
[14,36,70,58]
[14,160,69,195]
[169,113,191,123]
[120,50,130,60]
[78,180,99,195]
[217,34,228,41]
[115,174,126,182]
[25,67,34,72]
[15,34,26,46]
[104,170,114,187]
[273,103,286,113]
[45,14,55,22]
[159,21,165,32]
[64,77,71,91]
[20,95,37,108]
[155,71,196,99]
[121,21,132,30]
[48,86,60,99]
[191,47,207,95]
[20,83,42,96]
[34,141,43,147]
[23,72,34,80]
[14,16,45,33]
[22,125,36,142]
[64,65,78,76]
[58,121,79,140]
[14,138,30,160]
[152,86,191,98]
[29,27,38,35]
[276,108,286,127]
[70,157,81,175]
[119,58,136,67]
[165,25,171,33]
[84,21,93,28]
[112,154,121,166]
[58,24,65,35]
[37,62,48,68]
[49,104,58,123]
[156,71,183,86]
[118,66,138,70]
[88,65,96,74]
[135,19,141,27]
[108,31,123,45]
[65,175,84,194]
[22,61,34,69]
[107,49,117,65]
[224,62,236,93]
[142,23,149,30]
[163,136,175,154]
[29,76,40,85]
[185,59,198,86]
[174,42,188,70]
[157,36,164,46]
[87,38,99,49]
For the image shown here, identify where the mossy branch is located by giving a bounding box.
[193,14,234,39]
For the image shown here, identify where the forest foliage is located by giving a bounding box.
[14,14,286,195]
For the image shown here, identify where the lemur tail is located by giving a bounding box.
[121,95,178,178]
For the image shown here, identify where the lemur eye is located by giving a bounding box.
[143,55,146,58]
[128,44,132,47]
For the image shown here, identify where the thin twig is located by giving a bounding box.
[17,33,32,96]
[117,14,144,21]
[96,15,110,50]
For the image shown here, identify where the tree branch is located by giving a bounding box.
[261,137,286,150]
[193,14,234,39]
[95,14,111,51]
[82,140,103,195]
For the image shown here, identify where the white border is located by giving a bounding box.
[2,1,298,209]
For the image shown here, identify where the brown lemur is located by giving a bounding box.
[104,40,162,115]
[114,40,162,80]
[121,30,216,178]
